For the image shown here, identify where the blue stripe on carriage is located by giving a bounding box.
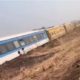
[0,38,48,58]
[0,31,47,45]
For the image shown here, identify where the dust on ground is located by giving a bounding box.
[0,27,80,80]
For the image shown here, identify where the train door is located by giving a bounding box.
[19,39,26,54]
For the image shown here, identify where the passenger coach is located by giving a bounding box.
[0,30,49,65]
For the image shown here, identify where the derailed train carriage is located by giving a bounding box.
[0,30,49,65]
[47,24,66,40]
[0,22,78,65]
[47,22,77,40]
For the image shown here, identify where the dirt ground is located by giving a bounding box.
[0,27,80,80]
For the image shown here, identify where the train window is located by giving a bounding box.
[29,37,33,43]
[14,41,20,48]
[0,45,8,54]
[30,36,34,42]
[36,34,42,40]
[28,38,31,44]
[19,39,25,46]
[23,38,29,45]
[0,42,15,55]
[32,36,35,42]
[24,35,38,45]
[23,37,31,45]
[27,36,36,44]
[33,35,37,42]
[36,34,40,40]
[41,33,45,38]
[23,35,43,46]
[6,42,15,51]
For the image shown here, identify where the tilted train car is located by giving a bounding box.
[0,22,78,65]
[47,24,66,40]
[47,22,78,40]
[64,22,76,32]
[0,30,49,65]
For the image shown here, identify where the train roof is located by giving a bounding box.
[0,29,44,42]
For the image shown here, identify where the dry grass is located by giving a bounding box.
[0,27,80,80]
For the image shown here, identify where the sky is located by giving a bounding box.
[0,0,80,37]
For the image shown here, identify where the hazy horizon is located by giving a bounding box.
[0,0,80,37]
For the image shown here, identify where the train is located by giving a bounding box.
[0,22,79,65]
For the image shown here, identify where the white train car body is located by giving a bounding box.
[0,30,49,65]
